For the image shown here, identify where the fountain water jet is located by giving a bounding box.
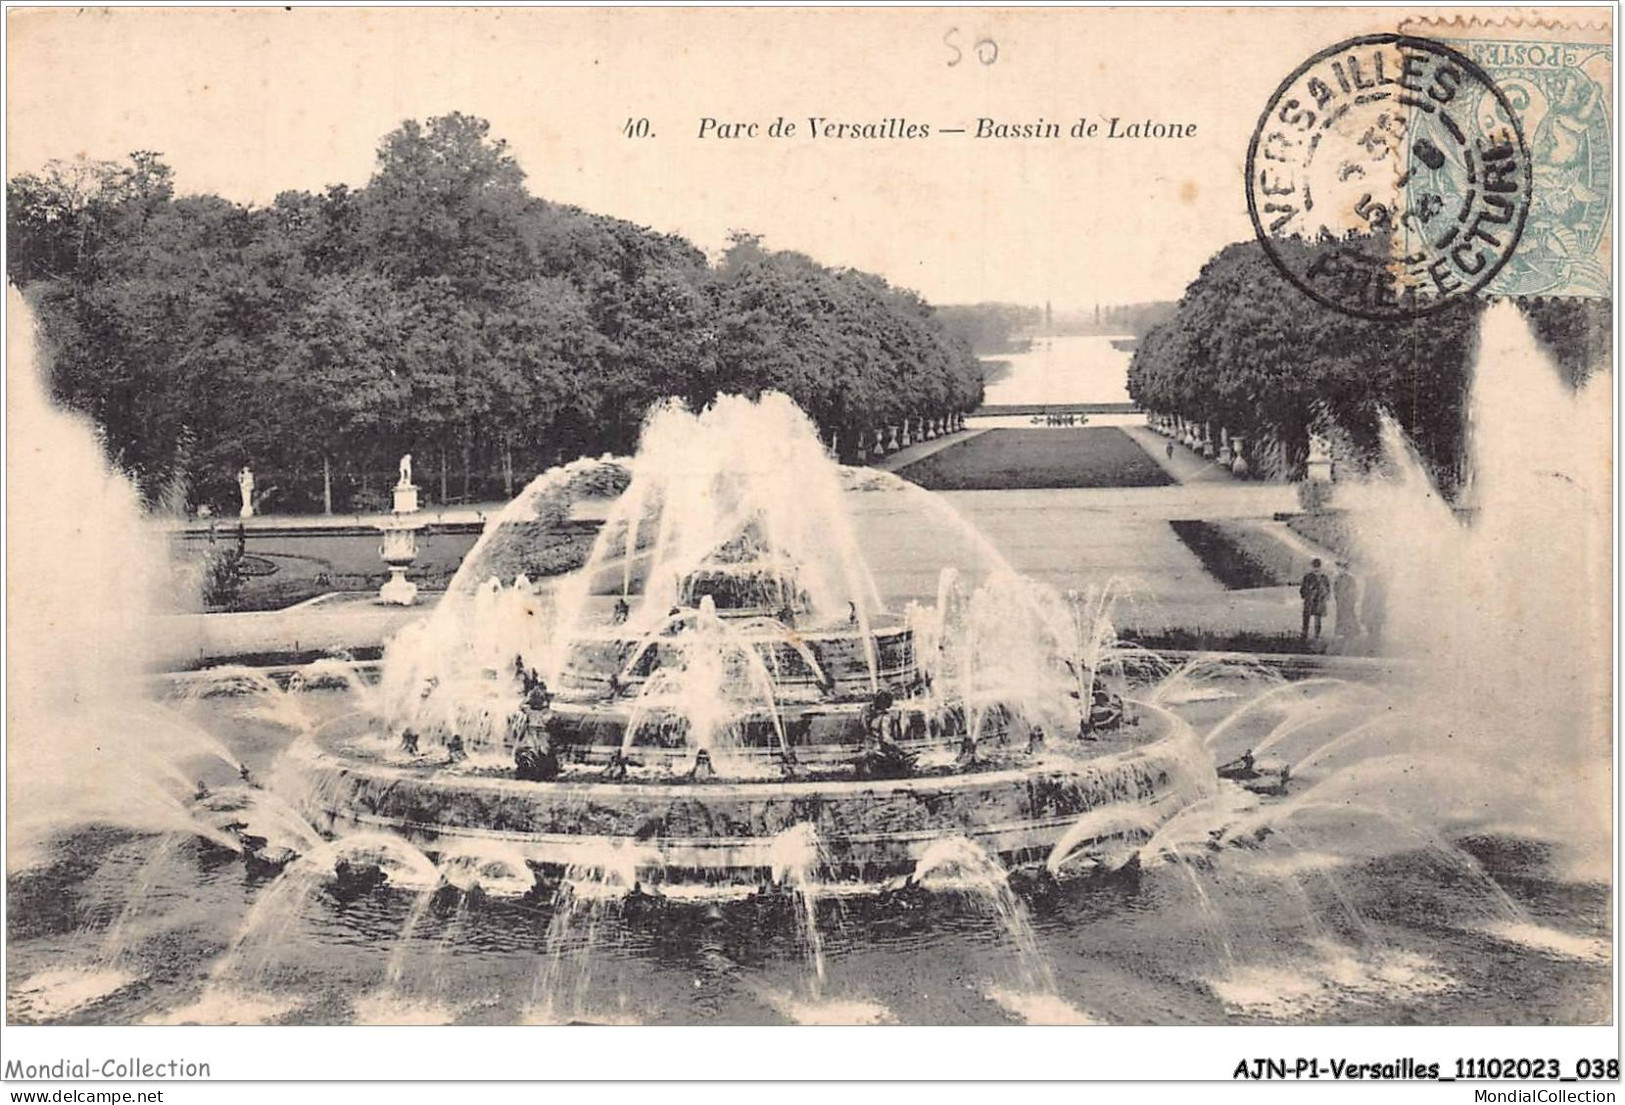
[1327,301,1611,875]
[7,287,248,874]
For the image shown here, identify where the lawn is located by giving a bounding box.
[1285,510,1359,561]
[1168,519,1309,590]
[173,528,481,612]
[896,428,1174,491]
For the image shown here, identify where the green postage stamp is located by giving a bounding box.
[1405,14,1613,298]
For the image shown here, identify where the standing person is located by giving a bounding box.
[1299,558,1331,641]
[1361,571,1389,651]
[1332,562,1361,643]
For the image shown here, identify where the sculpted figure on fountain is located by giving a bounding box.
[391,454,421,516]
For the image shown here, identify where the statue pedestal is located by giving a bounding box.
[393,484,420,513]
[380,567,419,606]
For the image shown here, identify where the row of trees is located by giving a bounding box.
[1127,239,1609,487]
[935,302,1042,354]
[9,113,985,514]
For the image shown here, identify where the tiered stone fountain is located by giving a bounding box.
[285,395,1204,892]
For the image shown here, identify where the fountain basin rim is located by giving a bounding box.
[281,703,1201,881]
[297,796,1189,885]
[155,647,1410,692]
[288,701,1184,801]
[326,805,1103,851]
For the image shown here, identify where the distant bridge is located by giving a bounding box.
[972,402,1141,417]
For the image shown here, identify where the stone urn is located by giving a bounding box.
[379,457,424,605]
[379,523,419,605]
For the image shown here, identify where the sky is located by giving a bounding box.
[9,6,1463,307]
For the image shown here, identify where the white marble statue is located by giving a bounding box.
[398,453,414,489]
[237,466,255,519]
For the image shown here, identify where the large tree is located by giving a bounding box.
[358,113,533,293]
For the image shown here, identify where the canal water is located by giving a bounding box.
[982,335,1135,408]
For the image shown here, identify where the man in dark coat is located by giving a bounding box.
[1300,558,1331,641]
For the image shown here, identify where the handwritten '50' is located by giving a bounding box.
[943,29,998,66]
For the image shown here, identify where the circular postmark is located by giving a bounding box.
[1247,33,1533,319]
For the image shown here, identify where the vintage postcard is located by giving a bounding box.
[2,3,1616,1089]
